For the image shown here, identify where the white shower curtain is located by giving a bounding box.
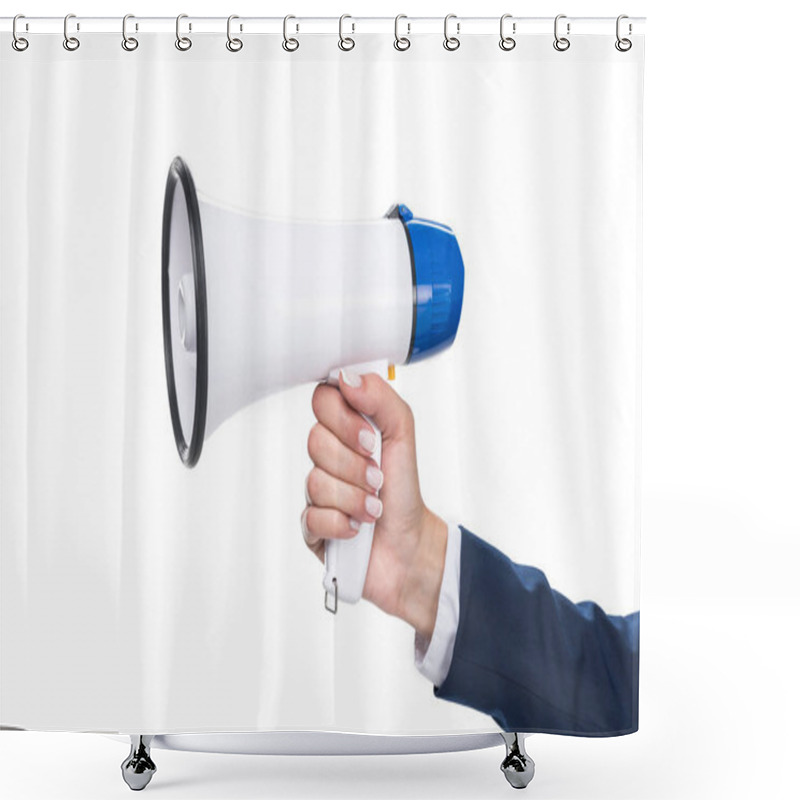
[1,20,643,736]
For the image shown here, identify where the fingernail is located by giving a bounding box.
[359,428,377,453]
[340,369,362,388]
[366,465,384,491]
[365,495,383,519]
[349,517,361,531]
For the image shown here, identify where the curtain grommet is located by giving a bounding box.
[443,14,460,51]
[226,15,243,52]
[121,14,139,51]
[175,14,192,51]
[394,14,411,51]
[282,15,299,52]
[338,14,355,51]
[553,14,570,52]
[12,15,29,51]
[615,15,632,51]
[63,13,80,51]
[499,14,516,51]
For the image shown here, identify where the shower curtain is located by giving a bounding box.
[0,17,643,738]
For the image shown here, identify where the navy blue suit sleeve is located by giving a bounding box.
[433,527,639,735]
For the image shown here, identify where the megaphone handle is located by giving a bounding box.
[322,361,387,613]
[323,415,381,612]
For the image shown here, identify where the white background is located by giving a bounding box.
[1,1,798,799]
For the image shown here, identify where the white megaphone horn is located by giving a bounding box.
[161,157,464,612]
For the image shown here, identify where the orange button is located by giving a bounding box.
[388,364,396,381]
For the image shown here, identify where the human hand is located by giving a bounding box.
[302,370,447,639]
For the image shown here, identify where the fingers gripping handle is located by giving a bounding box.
[322,360,387,612]
[323,415,381,611]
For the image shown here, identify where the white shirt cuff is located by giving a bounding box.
[414,521,462,687]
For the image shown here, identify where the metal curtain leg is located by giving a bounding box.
[121,734,157,791]
[500,732,535,789]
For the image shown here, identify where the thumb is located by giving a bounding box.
[337,369,413,443]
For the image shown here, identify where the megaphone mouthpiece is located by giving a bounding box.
[389,204,465,362]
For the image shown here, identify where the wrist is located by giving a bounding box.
[399,508,448,640]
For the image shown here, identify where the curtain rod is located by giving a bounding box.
[2,16,646,37]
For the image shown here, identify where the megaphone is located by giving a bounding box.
[161,156,464,611]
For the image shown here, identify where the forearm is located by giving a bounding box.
[397,508,448,639]
[434,527,639,734]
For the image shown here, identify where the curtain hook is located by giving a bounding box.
[175,14,192,50]
[553,14,570,52]
[226,15,243,52]
[443,13,460,51]
[63,13,80,51]
[122,14,139,51]
[499,14,516,51]
[283,15,299,52]
[615,14,632,52]
[394,14,410,51]
[338,14,355,51]
[12,14,29,52]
